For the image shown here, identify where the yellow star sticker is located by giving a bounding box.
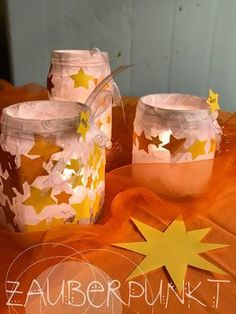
[209,138,217,154]
[70,68,95,89]
[113,218,228,292]
[77,110,90,140]
[66,159,81,173]
[71,194,91,222]
[188,139,207,160]
[207,89,220,113]
[26,219,48,232]
[70,174,83,189]
[49,217,65,228]
[28,135,63,162]
[23,187,56,214]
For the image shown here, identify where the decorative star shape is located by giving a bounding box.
[70,68,95,89]
[19,155,48,185]
[23,187,56,214]
[69,174,83,189]
[47,74,55,95]
[137,131,153,153]
[26,219,48,232]
[71,194,91,222]
[77,110,90,140]
[0,146,17,173]
[28,135,63,163]
[66,159,81,173]
[55,191,72,204]
[188,140,207,160]
[163,135,186,156]
[1,176,17,204]
[113,218,228,292]
[151,135,162,148]
[207,89,220,113]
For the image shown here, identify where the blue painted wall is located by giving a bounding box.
[6,0,236,111]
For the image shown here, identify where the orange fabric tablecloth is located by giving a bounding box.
[0,80,236,313]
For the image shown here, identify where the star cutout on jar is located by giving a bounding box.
[188,139,207,160]
[28,135,63,163]
[207,89,220,113]
[70,68,95,89]
[23,186,56,214]
[55,191,72,204]
[137,131,153,153]
[163,135,186,157]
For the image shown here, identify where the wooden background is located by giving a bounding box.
[6,0,236,111]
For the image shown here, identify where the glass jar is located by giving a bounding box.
[0,100,105,231]
[47,49,115,144]
[132,94,222,197]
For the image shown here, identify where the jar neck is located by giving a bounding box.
[51,49,109,66]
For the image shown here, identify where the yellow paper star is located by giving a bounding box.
[66,159,81,173]
[209,138,217,154]
[28,135,63,162]
[70,174,83,189]
[70,68,95,89]
[77,110,90,140]
[49,217,65,228]
[113,218,228,292]
[188,140,207,160]
[23,187,56,214]
[26,219,48,232]
[207,89,220,113]
[71,194,91,222]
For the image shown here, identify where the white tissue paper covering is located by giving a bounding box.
[0,100,105,231]
[132,94,222,197]
[47,49,121,145]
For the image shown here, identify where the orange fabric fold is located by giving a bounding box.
[0,89,235,313]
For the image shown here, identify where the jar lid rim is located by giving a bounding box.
[139,93,209,113]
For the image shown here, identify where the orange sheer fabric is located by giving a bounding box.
[0,84,235,313]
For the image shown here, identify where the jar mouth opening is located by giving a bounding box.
[140,94,209,112]
[1,100,89,133]
[52,49,109,65]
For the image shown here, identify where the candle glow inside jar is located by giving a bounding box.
[0,100,105,232]
[132,94,222,197]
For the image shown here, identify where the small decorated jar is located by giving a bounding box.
[47,49,116,144]
[0,100,105,231]
[132,94,222,197]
